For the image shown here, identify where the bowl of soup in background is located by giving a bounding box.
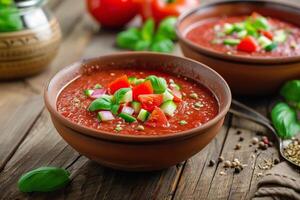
[44,52,231,171]
[176,0,300,95]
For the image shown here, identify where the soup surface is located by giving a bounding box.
[57,69,219,135]
[186,13,300,57]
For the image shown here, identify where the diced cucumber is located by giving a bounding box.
[119,113,136,123]
[274,30,287,43]
[131,101,141,113]
[111,104,120,115]
[265,42,278,52]
[233,22,245,32]
[97,111,115,121]
[224,23,234,34]
[84,89,94,97]
[258,36,272,48]
[160,100,177,117]
[237,30,247,38]
[253,17,270,30]
[137,109,150,122]
[223,39,240,46]
[121,106,134,115]
[170,83,180,90]
[162,90,174,102]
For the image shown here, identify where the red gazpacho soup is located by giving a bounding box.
[186,12,300,57]
[57,69,219,135]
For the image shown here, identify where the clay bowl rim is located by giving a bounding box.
[176,0,300,65]
[44,52,231,143]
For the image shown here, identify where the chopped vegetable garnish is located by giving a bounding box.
[132,80,153,101]
[114,88,132,104]
[138,94,164,112]
[88,96,112,111]
[119,113,137,123]
[94,84,103,89]
[137,109,150,122]
[145,75,167,94]
[189,93,198,99]
[160,100,177,117]
[108,75,130,94]
[145,107,169,128]
[97,111,115,121]
[179,120,188,125]
[237,36,258,53]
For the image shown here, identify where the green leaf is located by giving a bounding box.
[116,27,141,50]
[18,167,70,193]
[157,17,177,40]
[0,0,12,6]
[280,80,300,103]
[114,88,131,104]
[88,96,112,111]
[133,40,151,51]
[141,19,155,42]
[150,39,174,53]
[271,102,300,139]
[145,75,167,94]
[253,16,270,30]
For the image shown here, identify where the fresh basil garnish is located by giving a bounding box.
[88,96,112,111]
[18,167,70,193]
[271,102,300,139]
[280,80,300,103]
[113,88,131,104]
[146,75,167,94]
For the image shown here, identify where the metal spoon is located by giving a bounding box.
[229,99,299,167]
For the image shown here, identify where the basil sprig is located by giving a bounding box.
[88,96,112,111]
[280,80,300,104]
[145,75,167,94]
[18,167,70,193]
[116,17,177,53]
[271,102,300,139]
[113,88,131,104]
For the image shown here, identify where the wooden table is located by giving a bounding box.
[0,0,297,199]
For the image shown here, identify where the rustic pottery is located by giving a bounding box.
[44,52,231,171]
[0,0,61,80]
[176,0,300,95]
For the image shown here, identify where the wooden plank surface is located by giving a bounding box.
[0,0,297,199]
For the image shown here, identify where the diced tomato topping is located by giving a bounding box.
[237,36,259,53]
[108,75,131,94]
[260,30,273,40]
[138,94,163,112]
[132,80,153,101]
[145,107,169,128]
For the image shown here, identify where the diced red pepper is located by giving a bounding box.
[138,94,163,112]
[132,80,153,101]
[108,75,131,94]
[260,30,273,40]
[145,107,169,128]
[237,36,259,53]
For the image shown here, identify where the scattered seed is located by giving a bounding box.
[233,158,241,166]
[115,126,123,132]
[239,137,244,142]
[252,137,259,145]
[283,139,300,165]
[262,136,269,145]
[189,93,198,99]
[236,130,242,135]
[258,141,267,150]
[194,102,203,108]
[234,144,241,150]
[224,160,232,168]
[179,120,187,125]
[234,166,242,173]
[110,73,116,76]
[231,161,237,168]
[219,171,226,176]
[136,125,144,131]
[94,84,103,89]
[208,160,216,167]
[218,156,224,163]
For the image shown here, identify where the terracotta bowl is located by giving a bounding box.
[176,0,300,95]
[44,52,231,171]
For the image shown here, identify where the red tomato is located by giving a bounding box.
[132,80,153,101]
[108,75,131,94]
[145,107,169,127]
[86,0,139,28]
[260,30,273,40]
[237,36,259,53]
[138,94,163,112]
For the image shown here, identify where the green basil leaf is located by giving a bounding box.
[114,88,131,104]
[157,17,177,40]
[133,40,151,51]
[271,102,300,139]
[18,167,70,193]
[88,96,112,111]
[146,75,167,94]
[253,17,270,30]
[280,80,300,103]
[116,27,141,50]
[150,39,174,53]
[141,18,154,42]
